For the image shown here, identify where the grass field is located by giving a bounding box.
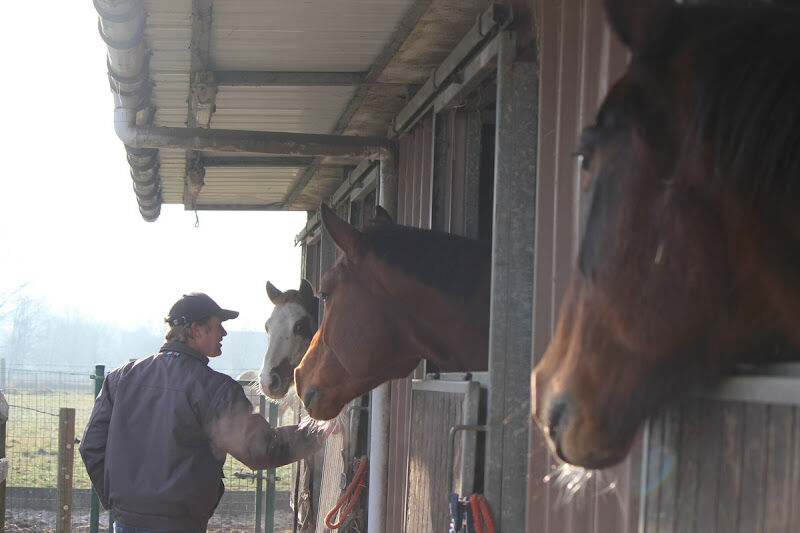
[2,369,293,494]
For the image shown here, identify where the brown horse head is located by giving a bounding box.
[532,0,800,469]
[259,279,318,399]
[295,204,491,420]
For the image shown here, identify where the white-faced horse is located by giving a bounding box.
[259,279,319,400]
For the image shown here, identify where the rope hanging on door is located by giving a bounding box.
[468,493,496,533]
[325,455,368,530]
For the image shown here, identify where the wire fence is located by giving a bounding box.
[0,363,294,533]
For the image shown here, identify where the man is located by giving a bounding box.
[80,292,324,533]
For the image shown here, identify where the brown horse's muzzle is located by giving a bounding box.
[532,370,634,470]
[294,333,353,421]
[531,306,642,471]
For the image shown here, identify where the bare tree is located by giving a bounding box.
[0,282,27,325]
[2,294,42,368]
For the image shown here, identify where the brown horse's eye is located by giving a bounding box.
[577,126,599,172]
[318,292,328,302]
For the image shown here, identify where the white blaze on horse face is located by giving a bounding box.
[259,301,315,397]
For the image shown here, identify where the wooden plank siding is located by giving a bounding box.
[528,0,638,530]
[637,400,800,532]
[433,109,476,237]
[404,390,465,532]
[385,112,435,533]
[313,432,346,532]
[302,240,320,293]
[386,105,485,532]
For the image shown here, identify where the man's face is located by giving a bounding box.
[188,316,227,357]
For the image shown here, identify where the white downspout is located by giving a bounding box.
[369,148,398,533]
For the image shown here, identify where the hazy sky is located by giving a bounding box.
[0,2,307,334]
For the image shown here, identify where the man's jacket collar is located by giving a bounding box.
[159,341,210,365]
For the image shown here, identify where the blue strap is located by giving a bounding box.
[449,492,462,533]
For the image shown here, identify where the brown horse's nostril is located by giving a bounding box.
[268,372,282,393]
[302,386,321,412]
[547,395,571,453]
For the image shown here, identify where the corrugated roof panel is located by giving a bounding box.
[210,0,416,71]
[111,0,459,215]
[196,166,302,206]
[204,167,302,180]
[144,0,192,129]
[212,86,357,134]
[158,149,187,203]
[198,178,295,206]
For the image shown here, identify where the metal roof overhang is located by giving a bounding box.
[94,0,491,221]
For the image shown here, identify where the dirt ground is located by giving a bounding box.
[4,508,293,532]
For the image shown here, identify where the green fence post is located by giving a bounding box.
[254,395,266,533]
[89,365,104,533]
[264,401,278,533]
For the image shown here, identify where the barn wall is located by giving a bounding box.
[385,112,434,533]
[386,104,488,532]
[528,0,637,531]
[301,239,320,294]
[639,388,800,532]
[432,108,482,238]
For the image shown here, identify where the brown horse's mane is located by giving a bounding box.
[681,4,800,209]
[360,219,491,304]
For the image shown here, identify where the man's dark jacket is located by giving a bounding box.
[79,341,321,532]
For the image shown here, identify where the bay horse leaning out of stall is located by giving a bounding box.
[532,0,800,470]
[294,204,491,420]
[259,279,318,400]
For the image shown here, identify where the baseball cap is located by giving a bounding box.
[166,293,239,326]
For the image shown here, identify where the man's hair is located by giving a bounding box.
[165,317,210,342]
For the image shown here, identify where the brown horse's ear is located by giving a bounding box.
[320,203,363,258]
[373,205,394,224]
[604,0,674,50]
[266,281,285,305]
[298,278,315,304]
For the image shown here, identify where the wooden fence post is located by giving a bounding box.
[57,407,76,533]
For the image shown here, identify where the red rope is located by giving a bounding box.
[469,494,483,533]
[469,493,496,533]
[325,455,368,530]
